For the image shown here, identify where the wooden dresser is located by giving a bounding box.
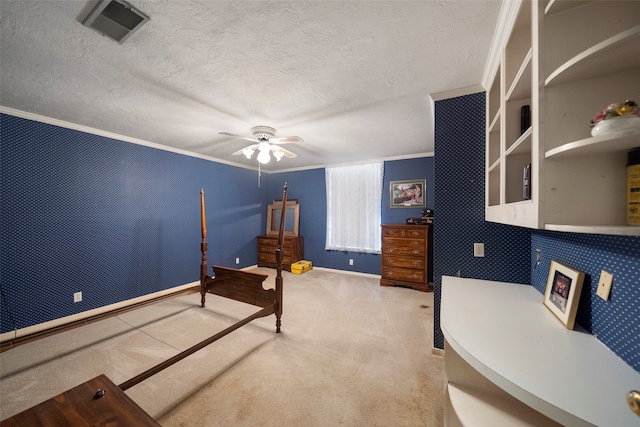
[257,235,303,271]
[380,224,430,292]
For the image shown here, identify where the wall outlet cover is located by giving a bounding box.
[596,270,613,301]
[473,243,484,257]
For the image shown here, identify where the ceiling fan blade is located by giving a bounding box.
[271,145,297,158]
[231,144,258,156]
[219,132,259,143]
[270,135,303,144]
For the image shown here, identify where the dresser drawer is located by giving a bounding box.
[258,237,280,247]
[382,227,426,239]
[382,255,425,270]
[258,244,292,256]
[381,266,425,284]
[258,252,292,265]
[382,238,425,256]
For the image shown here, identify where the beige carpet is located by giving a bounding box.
[0,268,444,426]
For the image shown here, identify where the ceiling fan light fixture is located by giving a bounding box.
[257,150,271,164]
[273,149,284,161]
[242,147,255,159]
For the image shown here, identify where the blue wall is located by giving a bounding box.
[432,92,531,350]
[432,93,640,372]
[266,157,434,274]
[530,231,640,371]
[1,113,434,334]
[1,114,265,333]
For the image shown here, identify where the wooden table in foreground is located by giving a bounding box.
[1,374,159,427]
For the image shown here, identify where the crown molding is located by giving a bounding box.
[481,0,524,89]
[429,84,485,102]
[0,106,258,171]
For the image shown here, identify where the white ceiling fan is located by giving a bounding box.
[219,126,302,164]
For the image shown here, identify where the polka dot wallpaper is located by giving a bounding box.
[433,93,640,372]
[433,92,530,351]
[1,114,264,334]
[531,231,639,371]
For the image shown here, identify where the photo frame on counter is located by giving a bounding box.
[543,260,585,329]
[390,179,426,208]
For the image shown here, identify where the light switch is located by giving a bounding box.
[596,270,613,301]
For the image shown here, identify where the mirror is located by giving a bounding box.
[266,199,300,236]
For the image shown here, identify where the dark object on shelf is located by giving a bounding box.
[521,105,531,135]
[523,164,531,200]
[407,218,432,225]
[627,147,640,225]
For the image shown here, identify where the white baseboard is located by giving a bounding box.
[311,266,381,279]
[432,347,445,357]
[1,281,199,343]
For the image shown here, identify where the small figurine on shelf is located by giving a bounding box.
[590,100,640,137]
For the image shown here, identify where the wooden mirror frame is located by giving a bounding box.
[266,200,299,236]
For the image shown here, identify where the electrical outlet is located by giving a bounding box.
[235,257,240,264]
[473,243,484,257]
[74,292,82,303]
[349,259,353,266]
[596,270,613,301]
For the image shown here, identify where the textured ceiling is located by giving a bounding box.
[1,0,501,171]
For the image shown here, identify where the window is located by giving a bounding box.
[325,161,383,253]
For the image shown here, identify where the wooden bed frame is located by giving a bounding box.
[1,184,289,425]
[118,183,288,391]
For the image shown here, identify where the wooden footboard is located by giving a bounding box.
[199,184,288,333]
[201,266,273,310]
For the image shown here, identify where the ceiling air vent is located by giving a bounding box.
[82,0,149,44]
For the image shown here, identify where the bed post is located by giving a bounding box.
[200,188,208,308]
[275,182,288,333]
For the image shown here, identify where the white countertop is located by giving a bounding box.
[441,275,639,426]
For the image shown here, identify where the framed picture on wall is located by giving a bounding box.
[390,179,426,208]
[543,260,585,329]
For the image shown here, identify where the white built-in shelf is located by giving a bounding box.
[545,25,640,87]
[489,108,501,133]
[506,127,532,156]
[441,276,640,426]
[544,0,590,16]
[488,158,500,173]
[506,48,533,101]
[448,384,560,426]
[545,128,640,158]
[504,199,533,208]
[545,223,640,237]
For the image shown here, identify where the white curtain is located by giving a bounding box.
[325,161,383,253]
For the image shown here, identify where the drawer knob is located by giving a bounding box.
[400,230,406,236]
[628,390,640,417]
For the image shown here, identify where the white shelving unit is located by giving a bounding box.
[484,0,640,236]
[441,276,640,426]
